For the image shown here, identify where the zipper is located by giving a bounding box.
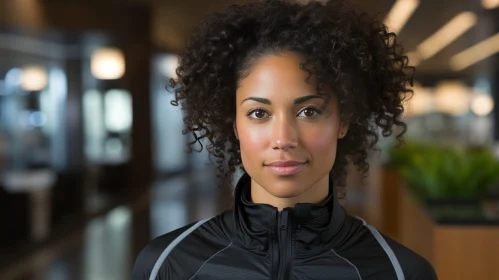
[274,210,292,280]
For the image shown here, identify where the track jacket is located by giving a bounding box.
[132,172,437,280]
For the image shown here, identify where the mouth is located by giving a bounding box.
[264,161,308,176]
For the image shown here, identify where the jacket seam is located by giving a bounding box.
[331,249,363,280]
[188,242,233,280]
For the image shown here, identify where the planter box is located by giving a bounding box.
[379,166,402,240]
[365,165,402,240]
[399,188,499,280]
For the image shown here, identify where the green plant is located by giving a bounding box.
[397,147,499,200]
[387,142,437,168]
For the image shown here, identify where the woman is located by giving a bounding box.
[132,0,437,279]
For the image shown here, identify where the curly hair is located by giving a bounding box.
[169,0,414,192]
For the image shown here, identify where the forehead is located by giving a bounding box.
[236,52,319,100]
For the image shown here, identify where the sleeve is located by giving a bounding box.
[131,244,162,280]
[382,234,438,280]
[407,255,438,280]
[131,223,196,280]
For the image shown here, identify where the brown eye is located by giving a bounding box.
[248,109,269,119]
[303,109,315,117]
[298,108,320,118]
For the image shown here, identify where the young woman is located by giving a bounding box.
[132,0,437,279]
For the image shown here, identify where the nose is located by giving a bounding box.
[271,115,298,151]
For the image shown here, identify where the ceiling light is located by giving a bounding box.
[471,92,494,116]
[384,0,420,34]
[450,33,499,71]
[91,48,125,80]
[482,0,499,9]
[417,12,477,60]
[20,66,48,91]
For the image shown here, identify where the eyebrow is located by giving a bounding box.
[241,95,325,105]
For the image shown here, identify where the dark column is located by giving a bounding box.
[64,58,85,171]
[121,8,153,260]
[121,8,153,202]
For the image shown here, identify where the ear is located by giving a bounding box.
[233,122,239,140]
[338,121,349,139]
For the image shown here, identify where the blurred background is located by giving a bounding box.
[0,0,498,279]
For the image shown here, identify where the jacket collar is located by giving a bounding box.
[231,172,347,257]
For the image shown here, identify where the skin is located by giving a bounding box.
[234,51,349,211]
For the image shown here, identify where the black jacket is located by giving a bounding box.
[132,173,437,280]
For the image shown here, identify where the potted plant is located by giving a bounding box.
[389,143,499,280]
[398,146,499,223]
[373,142,446,239]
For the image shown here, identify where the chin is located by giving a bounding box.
[263,178,308,199]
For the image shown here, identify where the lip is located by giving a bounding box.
[264,161,307,176]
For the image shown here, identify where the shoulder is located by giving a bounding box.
[337,216,437,280]
[131,217,217,280]
[382,234,438,280]
[131,215,232,280]
[131,221,200,280]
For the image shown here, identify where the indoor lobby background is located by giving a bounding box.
[1,0,499,279]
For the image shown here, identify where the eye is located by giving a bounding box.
[297,108,321,118]
[248,109,269,119]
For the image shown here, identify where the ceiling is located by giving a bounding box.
[147,0,499,81]
[3,0,496,81]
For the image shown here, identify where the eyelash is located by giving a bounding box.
[247,107,323,119]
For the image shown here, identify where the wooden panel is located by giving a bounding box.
[364,162,383,228]
[399,188,434,263]
[399,188,499,280]
[380,167,402,240]
[434,226,499,280]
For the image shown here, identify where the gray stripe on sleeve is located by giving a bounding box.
[354,216,405,280]
[149,217,213,280]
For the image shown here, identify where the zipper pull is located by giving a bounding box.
[280,210,288,230]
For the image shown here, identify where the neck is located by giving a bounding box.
[250,175,330,211]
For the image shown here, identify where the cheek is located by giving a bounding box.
[302,126,338,157]
[237,123,269,160]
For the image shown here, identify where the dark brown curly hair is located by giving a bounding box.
[169,0,414,191]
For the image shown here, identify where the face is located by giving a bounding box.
[234,51,348,201]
